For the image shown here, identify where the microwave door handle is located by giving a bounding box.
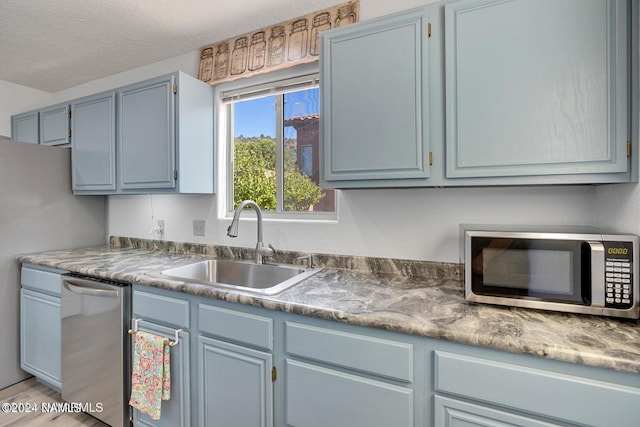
[63,279,120,298]
[587,241,605,308]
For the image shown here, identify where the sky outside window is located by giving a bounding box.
[234,88,319,138]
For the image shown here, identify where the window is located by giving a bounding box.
[301,145,313,177]
[224,76,335,217]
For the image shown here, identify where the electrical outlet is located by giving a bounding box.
[193,219,206,236]
[151,219,165,238]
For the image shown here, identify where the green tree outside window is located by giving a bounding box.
[233,137,324,211]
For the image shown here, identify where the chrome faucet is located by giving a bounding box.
[227,200,275,264]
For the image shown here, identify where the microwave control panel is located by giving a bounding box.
[604,241,634,309]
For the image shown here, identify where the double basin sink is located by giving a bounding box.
[148,259,322,295]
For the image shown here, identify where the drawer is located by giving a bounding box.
[198,303,273,351]
[285,322,413,382]
[132,290,189,329]
[286,359,413,427]
[434,351,640,427]
[21,266,64,297]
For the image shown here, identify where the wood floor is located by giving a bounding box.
[0,378,107,427]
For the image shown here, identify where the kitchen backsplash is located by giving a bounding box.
[109,236,462,281]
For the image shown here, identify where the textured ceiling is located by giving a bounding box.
[0,0,346,92]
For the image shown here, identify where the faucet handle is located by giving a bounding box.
[294,254,313,268]
[257,243,276,258]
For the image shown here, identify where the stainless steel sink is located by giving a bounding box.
[148,259,321,295]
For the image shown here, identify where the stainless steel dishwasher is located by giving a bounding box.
[61,275,131,427]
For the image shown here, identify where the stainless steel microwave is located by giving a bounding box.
[462,225,639,319]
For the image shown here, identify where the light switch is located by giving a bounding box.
[193,219,206,236]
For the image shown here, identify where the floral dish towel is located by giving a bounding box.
[129,331,171,420]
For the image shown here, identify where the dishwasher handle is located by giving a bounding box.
[63,277,121,298]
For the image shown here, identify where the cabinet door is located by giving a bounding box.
[132,321,191,427]
[118,75,176,190]
[434,396,560,427]
[197,336,273,427]
[39,103,70,146]
[20,289,61,390]
[286,359,413,427]
[445,0,629,179]
[11,111,39,143]
[321,8,430,186]
[71,91,117,192]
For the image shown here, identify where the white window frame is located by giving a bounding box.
[220,72,337,221]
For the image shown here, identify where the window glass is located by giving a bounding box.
[232,95,277,210]
[230,85,335,215]
[301,145,313,177]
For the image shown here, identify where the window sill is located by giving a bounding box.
[223,210,337,223]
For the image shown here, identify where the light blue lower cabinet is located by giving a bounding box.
[284,321,414,382]
[130,285,640,427]
[19,265,66,392]
[433,350,640,427]
[197,335,273,427]
[131,287,191,427]
[285,359,414,427]
[434,396,560,427]
[19,288,61,391]
[131,321,191,427]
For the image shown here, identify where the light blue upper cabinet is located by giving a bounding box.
[11,110,39,143]
[444,0,631,184]
[117,72,214,194]
[71,91,117,192]
[68,71,214,195]
[11,105,67,146]
[320,7,431,188]
[118,75,176,190]
[39,103,70,147]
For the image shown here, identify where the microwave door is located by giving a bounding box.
[470,237,587,304]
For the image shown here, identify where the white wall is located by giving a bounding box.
[107,186,597,263]
[0,80,51,137]
[50,51,200,104]
[595,183,640,236]
[3,0,637,263]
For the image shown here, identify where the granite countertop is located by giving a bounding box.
[17,242,640,375]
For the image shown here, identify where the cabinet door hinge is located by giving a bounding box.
[429,151,433,166]
[271,366,277,382]
[428,23,432,38]
[68,129,72,138]
[173,83,177,94]
[68,110,72,119]
[173,170,178,180]
[627,141,631,157]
